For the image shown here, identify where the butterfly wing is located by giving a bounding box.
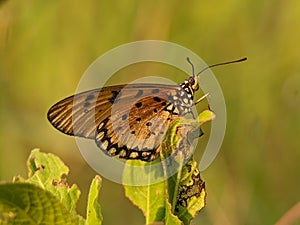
[48,85,126,139]
[48,83,195,161]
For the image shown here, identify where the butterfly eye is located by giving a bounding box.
[188,77,199,91]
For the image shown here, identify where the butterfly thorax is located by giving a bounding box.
[172,76,198,114]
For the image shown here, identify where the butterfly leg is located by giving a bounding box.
[194,93,209,105]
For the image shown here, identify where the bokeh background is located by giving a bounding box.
[1,0,300,224]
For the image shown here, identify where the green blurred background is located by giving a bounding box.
[1,0,300,224]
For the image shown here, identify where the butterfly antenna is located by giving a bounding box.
[186,57,196,77]
[195,57,247,77]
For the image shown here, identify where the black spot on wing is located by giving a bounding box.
[135,102,142,108]
[109,90,121,104]
[152,89,159,94]
[122,114,128,120]
[84,102,91,107]
[153,97,161,102]
[135,90,143,98]
[85,94,95,101]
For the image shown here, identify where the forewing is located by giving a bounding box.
[47,85,125,138]
[48,83,191,161]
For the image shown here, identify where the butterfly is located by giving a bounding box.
[47,57,246,161]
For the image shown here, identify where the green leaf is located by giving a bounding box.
[2,149,103,225]
[0,183,76,225]
[168,158,206,225]
[164,199,183,225]
[13,149,81,216]
[197,109,216,123]
[162,109,214,224]
[86,175,103,225]
[163,109,215,160]
[123,160,182,225]
[123,109,214,224]
[161,113,210,225]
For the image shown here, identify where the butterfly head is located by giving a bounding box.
[178,76,199,102]
[189,75,199,92]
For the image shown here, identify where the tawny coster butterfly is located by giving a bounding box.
[47,57,246,161]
